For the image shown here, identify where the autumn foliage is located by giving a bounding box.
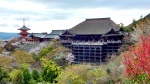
[123,35,150,83]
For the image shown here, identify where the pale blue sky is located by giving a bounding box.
[0,0,150,33]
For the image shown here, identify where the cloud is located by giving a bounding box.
[0,7,41,16]
[0,23,9,27]
[30,0,150,10]
[49,12,70,20]
[0,0,149,33]
[0,5,70,22]
[13,24,20,28]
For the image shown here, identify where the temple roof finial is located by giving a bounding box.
[18,18,31,30]
[23,18,25,26]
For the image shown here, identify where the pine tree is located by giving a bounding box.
[32,69,42,82]
[22,68,32,84]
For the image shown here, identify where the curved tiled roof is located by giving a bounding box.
[18,25,31,30]
[44,34,59,39]
[71,18,120,35]
[28,33,60,39]
[50,30,65,35]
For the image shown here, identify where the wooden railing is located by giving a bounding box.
[72,40,122,45]
[60,40,122,45]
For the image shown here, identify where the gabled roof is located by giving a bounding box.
[105,28,118,35]
[102,28,121,36]
[70,18,120,35]
[61,30,76,36]
[28,33,60,39]
[44,34,59,39]
[50,30,65,35]
[28,33,46,38]
[18,25,31,30]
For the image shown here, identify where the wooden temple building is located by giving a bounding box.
[59,18,123,63]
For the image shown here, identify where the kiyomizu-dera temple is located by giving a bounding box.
[59,17,124,63]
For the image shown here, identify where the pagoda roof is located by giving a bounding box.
[70,18,120,35]
[18,25,31,30]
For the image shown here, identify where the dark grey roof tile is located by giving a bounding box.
[70,18,120,35]
[50,30,65,35]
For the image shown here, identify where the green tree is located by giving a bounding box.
[0,68,10,84]
[12,70,24,84]
[32,69,42,82]
[38,46,53,59]
[41,58,61,83]
[22,68,32,84]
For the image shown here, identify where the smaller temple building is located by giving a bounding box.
[18,21,30,40]
[27,30,65,42]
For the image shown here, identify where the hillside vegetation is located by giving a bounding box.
[123,13,150,43]
[126,13,150,32]
[1,13,150,83]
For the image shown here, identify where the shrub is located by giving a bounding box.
[28,79,36,84]
[12,50,34,64]
[11,68,37,84]
[38,42,69,68]
[58,64,106,84]
[38,46,53,59]
[123,35,150,83]
[32,69,42,82]
[41,58,61,83]
[0,68,10,84]
[0,47,3,53]
[11,70,24,84]
[0,56,12,68]
[98,55,126,84]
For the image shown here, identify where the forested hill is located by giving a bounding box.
[0,32,18,40]
[125,13,150,33]
[122,13,150,44]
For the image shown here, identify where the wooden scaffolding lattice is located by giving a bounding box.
[71,40,122,63]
